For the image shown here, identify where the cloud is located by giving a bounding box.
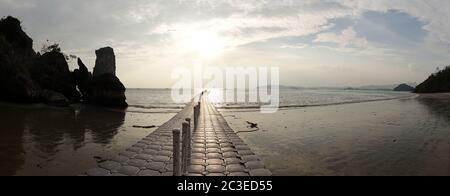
[149,1,355,51]
[280,43,308,49]
[314,27,368,47]
[308,26,406,58]
[0,0,35,9]
[340,0,450,44]
[1,0,450,87]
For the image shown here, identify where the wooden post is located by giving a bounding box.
[185,118,192,164]
[181,122,189,175]
[172,129,181,176]
[199,107,201,127]
[197,101,202,121]
[185,118,191,131]
[193,105,198,130]
[197,104,200,116]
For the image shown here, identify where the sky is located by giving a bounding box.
[1,0,450,88]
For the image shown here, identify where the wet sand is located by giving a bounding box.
[0,102,176,176]
[221,94,450,176]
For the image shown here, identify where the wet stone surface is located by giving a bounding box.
[188,165,206,174]
[146,162,166,172]
[117,166,140,176]
[226,164,246,173]
[112,155,129,163]
[99,161,121,171]
[135,154,153,161]
[206,165,226,173]
[85,96,271,176]
[86,168,110,176]
[127,159,148,168]
[138,169,161,176]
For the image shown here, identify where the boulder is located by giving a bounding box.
[84,73,127,107]
[0,16,40,102]
[32,51,80,101]
[39,89,69,106]
[93,47,116,77]
[0,64,40,102]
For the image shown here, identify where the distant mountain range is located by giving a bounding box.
[353,83,417,91]
[261,83,417,91]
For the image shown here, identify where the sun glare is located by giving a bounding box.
[184,31,226,59]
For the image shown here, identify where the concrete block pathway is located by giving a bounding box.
[85,94,271,176]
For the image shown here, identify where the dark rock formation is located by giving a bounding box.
[0,16,35,57]
[74,53,127,107]
[39,89,69,106]
[0,16,40,102]
[93,47,116,77]
[0,16,127,107]
[32,51,80,101]
[85,74,128,107]
[82,47,127,107]
[73,58,92,101]
[393,84,415,92]
[415,66,450,93]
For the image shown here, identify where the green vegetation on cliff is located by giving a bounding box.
[415,66,450,93]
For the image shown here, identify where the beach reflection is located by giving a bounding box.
[222,94,450,176]
[0,104,26,176]
[416,94,450,120]
[0,103,125,175]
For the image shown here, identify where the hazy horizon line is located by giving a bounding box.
[127,83,415,90]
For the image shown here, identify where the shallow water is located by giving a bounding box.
[222,94,450,176]
[126,88,187,109]
[209,89,411,109]
[0,103,175,176]
[1,88,448,176]
[0,88,185,176]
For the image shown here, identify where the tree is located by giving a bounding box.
[41,40,61,53]
[40,40,77,60]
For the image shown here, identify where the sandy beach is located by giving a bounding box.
[1,92,449,176]
[221,94,450,176]
[0,102,176,176]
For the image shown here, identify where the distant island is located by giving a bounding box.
[0,16,127,107]
[393,84,415,92]
[341,83,416,91]
[415,66,450,93]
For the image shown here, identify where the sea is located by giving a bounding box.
[0,88,421,175]
[125,88,414,111]
[126,89,414,109]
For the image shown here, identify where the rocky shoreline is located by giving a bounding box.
[0,16,127,107]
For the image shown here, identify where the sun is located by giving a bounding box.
[184,31,226,59]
